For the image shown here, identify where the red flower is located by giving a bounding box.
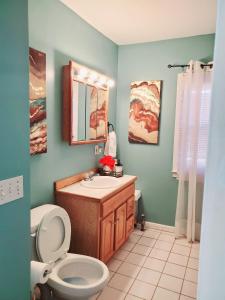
[99,155,115,170]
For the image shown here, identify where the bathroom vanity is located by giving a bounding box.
[55,171,136,263]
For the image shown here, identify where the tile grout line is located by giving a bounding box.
[99,227,198,300]
[126,229,177,299]
[99,230,145,299]
[150,230,177,299]
[125,229,174,299]
[179,241,191,299]
[122,229,160,299]
[179,241,198,300]
[124,230,150,299]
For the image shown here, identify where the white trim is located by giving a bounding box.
[145,221,175,233]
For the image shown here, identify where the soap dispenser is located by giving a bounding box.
[114,159,123,177]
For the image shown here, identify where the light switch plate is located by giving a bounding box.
[0,176,24,205]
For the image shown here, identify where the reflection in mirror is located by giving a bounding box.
[86,87,108,140]
[86,85,97,140]
[72,81,86,141]
[96,89,107,139]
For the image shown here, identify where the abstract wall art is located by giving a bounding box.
[128,80,162,144]
[29,47,47,155]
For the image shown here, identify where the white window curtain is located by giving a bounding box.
[173,60,213,242]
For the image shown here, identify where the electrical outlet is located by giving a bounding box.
[94,145,99,155]
[94,145,103,155]
[0,176,24,205]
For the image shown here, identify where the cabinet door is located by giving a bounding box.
[126,215,134,238]
[115,203,127,250]
[127,196,135,218]
[100,212,114,262]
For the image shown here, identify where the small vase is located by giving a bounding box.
[102,165,112,176]
[103,166,111,172]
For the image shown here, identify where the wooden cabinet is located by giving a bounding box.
[126,215,134,237]
[55,172,137,263]
[114,203,127,251]
[100,212,114,262]
[127,196,134,218]
[100,201,130,261]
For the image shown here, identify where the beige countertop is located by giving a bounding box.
[58,175,136,200]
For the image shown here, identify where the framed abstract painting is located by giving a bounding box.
[29,47,47,155]
[128,80,162,144]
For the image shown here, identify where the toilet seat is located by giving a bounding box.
[48,253,109,299]
[36,206,71,263]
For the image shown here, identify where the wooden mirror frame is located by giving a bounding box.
[62,60,109,145]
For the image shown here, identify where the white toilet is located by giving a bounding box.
[31,204,109,300]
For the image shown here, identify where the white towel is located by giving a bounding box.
[104,131,117,158]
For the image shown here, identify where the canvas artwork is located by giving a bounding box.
[128,80,162,144]
[29,47,47,155]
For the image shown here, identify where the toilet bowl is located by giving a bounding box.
[48,254,108,299]
[31,204,109,300]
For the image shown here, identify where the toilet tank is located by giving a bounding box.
[30,204,59,261]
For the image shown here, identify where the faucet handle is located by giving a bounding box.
[84,173,90,181]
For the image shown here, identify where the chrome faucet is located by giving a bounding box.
[84,171,95,181]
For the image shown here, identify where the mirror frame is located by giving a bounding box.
[62,60,109,145]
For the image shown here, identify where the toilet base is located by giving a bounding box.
[54,294,95,300]
[52,288,99,300]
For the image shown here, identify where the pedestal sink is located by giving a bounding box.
[81,176,120,189]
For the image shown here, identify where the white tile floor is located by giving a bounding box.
[95,227,200,300]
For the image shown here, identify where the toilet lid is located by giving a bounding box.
[36,207,71,263]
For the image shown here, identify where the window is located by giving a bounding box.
[172,69,212,179]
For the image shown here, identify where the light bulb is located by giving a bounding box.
[108,79,115,88]
[89,72,97,82]
[95,79,102,87]
[99,77,106,85]
[79,68,88,79]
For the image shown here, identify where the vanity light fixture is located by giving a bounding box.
[73,61,115,89]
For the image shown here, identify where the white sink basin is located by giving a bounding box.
[81,176,120,189]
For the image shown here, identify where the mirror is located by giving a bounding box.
[62,61,111,145]
[72,81,86,141]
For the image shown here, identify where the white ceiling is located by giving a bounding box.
[60,0,217,45]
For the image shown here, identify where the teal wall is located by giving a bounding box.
[198,1,225,298]
[0,1,30,299]
[116,35,215,225]
[29,0,118,206]
[29,0,215,227]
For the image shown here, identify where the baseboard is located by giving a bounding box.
[145,221,175,233]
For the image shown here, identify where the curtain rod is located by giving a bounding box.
[168,63,213,69]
